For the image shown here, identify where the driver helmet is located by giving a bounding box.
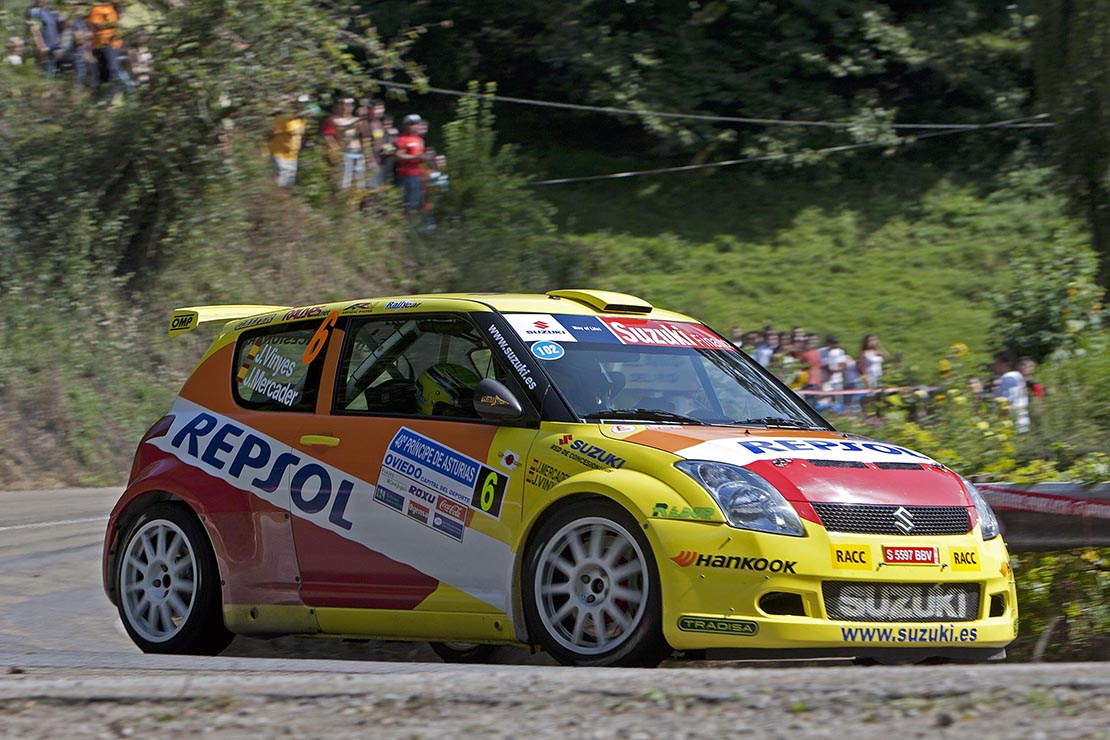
[415,362,481,416]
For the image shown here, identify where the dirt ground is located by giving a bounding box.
[2,661,1109,739]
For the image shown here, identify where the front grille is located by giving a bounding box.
[812,503,970,535]
[808,459,868,469]
[823,581,980,622]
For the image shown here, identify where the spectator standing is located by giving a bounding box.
[58,1,93,87]
[88,1,134,102]
[822,335,846,391]
[801,335,823,390]
[1018,356,1046,399]
[859,334,887,388]
[27,0,62,76]
[992,349,1030,432]
[322,98,366,190]
[128,31,153,85]
[395,113,427,213]
[268,97,306,188]
[5,36,25,65]
[375,113,398,187]
[753,332,774,367]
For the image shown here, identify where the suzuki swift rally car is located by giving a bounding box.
[103,290,1017,666]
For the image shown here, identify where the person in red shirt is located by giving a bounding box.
[395,114,427,213]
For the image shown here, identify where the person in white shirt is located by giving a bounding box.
[822,335,846,391]
[859,333,887,388]
[992,349,1029,432]
[5,36,25,65]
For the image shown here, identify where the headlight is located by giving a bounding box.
[675,460,805,536]
[961,476,1000,540]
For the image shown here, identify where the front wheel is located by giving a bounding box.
[523,499,669,667]
[116,502,233,655]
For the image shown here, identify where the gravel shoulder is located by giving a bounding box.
[2,658,1109,739]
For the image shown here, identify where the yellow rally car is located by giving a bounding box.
[102,290,1017,666]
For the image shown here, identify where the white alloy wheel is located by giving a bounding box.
[533,516,649,656]
[120,519,198,644]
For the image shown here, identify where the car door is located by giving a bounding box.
[287,312,539,626]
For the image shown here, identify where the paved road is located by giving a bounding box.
[1,488,1108,739]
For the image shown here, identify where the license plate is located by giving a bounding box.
[882,545,938,565]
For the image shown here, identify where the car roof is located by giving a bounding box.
[169,289,702,340]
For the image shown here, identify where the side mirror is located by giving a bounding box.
[473,378,524,421]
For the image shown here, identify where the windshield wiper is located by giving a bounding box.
[733,416,819,429]
[581,408,707,425]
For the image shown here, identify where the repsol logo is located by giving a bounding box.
[167,412,355,530]
[670,550,797,574]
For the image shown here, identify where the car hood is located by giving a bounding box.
[599,424,969,507]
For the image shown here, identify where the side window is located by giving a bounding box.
[334,315,510,419]
[232,323,325,412]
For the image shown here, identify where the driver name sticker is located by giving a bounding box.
[600,318,736,351]
[531,341,565,361]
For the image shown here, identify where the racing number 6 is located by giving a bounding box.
[303,310,340,365]
[480,471,498,512]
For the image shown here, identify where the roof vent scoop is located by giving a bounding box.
[545,289,653,314]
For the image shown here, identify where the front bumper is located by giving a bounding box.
[646,518,1018,656]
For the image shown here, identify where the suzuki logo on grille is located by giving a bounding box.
[893,506,915,533]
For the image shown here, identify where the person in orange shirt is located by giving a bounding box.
[87,2,133,101]
[268,97,307,188]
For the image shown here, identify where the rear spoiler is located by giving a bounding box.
[168,305,289,336]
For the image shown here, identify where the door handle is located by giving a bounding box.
[300,434,341,448]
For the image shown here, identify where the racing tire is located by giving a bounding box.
[523,499,669,667]
[115,502,234,655]
[429,642,498,664]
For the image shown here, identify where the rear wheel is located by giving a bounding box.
[429,642,498,664]
[523,500,669,667]
[116,502,233,655]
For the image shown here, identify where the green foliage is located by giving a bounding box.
[1034,0,1110,284]
[369,0,1037,163]
[407,82,558,292]
[991,233,1106,362]
[1010,549,1110,662]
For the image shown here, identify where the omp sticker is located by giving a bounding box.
[530,341,564,361]
[149,398,514,613]
[504,314,576,342]
[674,437,938,466]
[831,545,871,570]
[949,547,981,571]
[599,318,735,351]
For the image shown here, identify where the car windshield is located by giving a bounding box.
[536,333,829,428]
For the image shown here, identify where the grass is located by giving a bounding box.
[528,145,1077,375]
